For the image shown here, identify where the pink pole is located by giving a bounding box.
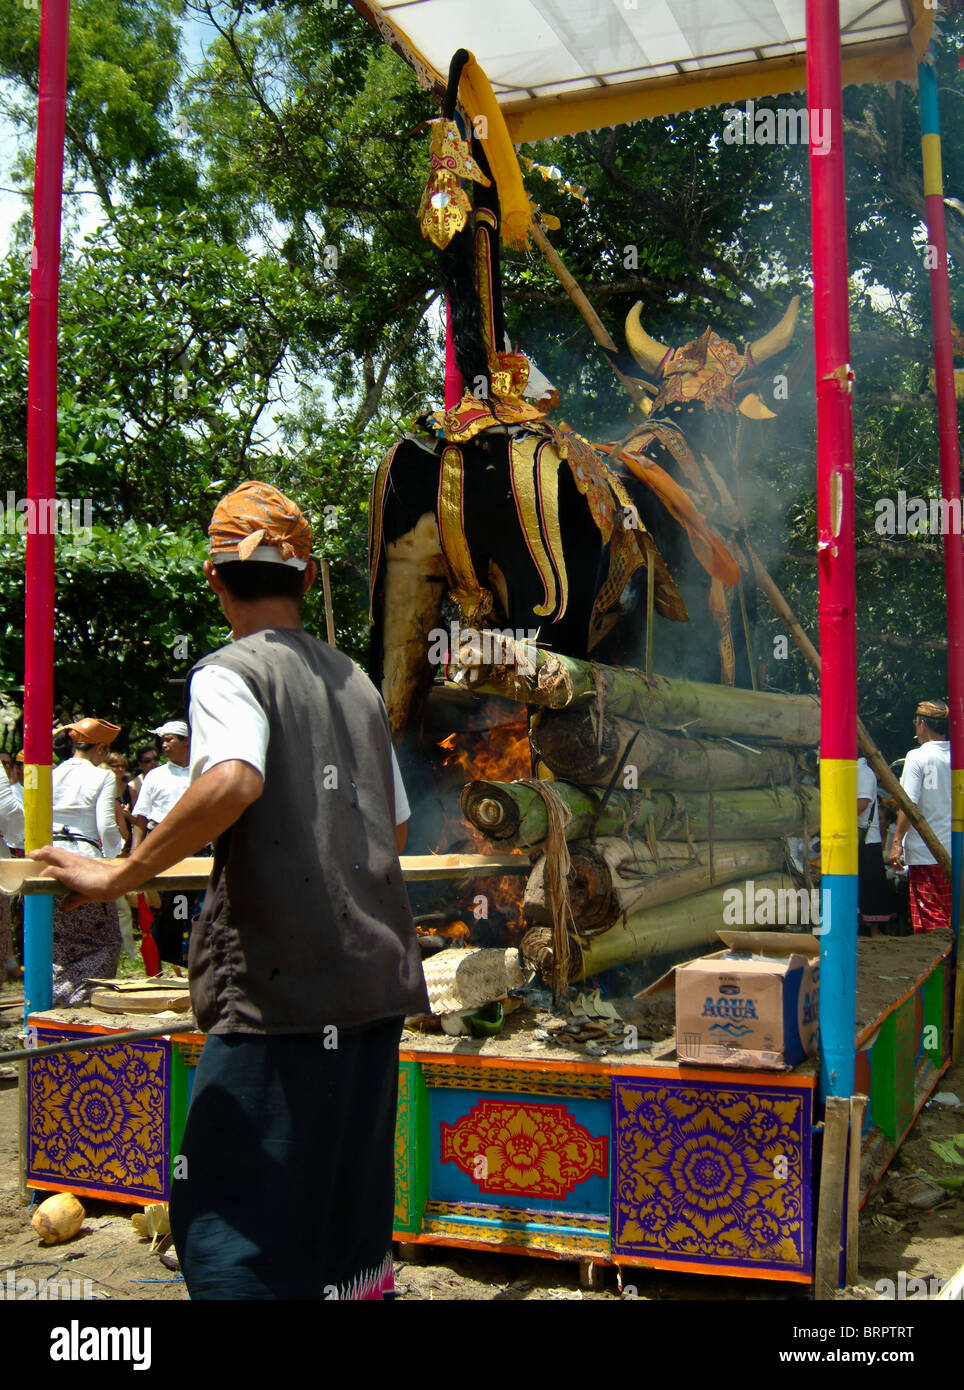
[807,0,859,1103]
[444,297,463,409]
[23,0,71,1016]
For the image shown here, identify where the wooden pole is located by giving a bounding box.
[845,1093,868,1286]
[747,543,952,876]
[918,51,964,1064]
[815,1096,851,1298]
[23,0,71,1021]
[320,558,336,646]
[645,554,655,677]
[529,220,647,409]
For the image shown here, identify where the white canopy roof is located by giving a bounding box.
[351,0,934,140]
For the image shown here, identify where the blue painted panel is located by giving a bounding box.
[429,1087,611,1216]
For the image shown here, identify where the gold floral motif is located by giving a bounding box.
[441,1099,607,1200]
[613,1080,808,1270]
[416,1061,609,1098]
[28,1035,169,1198]
[425,1199,609,1232]
[394,1065,414,1229]
[421,1214,609,1259]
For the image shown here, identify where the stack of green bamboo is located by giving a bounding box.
[453,639,819,985]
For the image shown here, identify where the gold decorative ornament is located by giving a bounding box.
[418,118,491,250]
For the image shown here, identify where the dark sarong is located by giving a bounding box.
[857,838,896,930]
[170,1020,402,1299]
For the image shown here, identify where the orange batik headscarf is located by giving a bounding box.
[208,481,313,568]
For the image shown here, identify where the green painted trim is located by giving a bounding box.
[894,997,917,1138]
[394,1060,430,1234]
[923,965,944,1066]
[169,1042,189,1189]
[870,1012,897,1142]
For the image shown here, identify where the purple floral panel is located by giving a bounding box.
[611,1074,813,1276]
[27,1028,171,1202]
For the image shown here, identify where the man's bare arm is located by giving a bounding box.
[889,809,912,864]
[129,815,148,851]
[31,761,263,905]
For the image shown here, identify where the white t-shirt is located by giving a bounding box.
[132,761,192,827]
[51,757,123,860]
[856,757,881,846]
[187,663,410,825]
[900,740,952,866]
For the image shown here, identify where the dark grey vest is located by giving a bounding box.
[186,628,428,1033]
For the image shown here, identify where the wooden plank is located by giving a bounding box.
[815,1096,851,1299]
[846,1094,868,1286]
[0,857,213,896]
[3,852,528,896]
[89,988,191,1014]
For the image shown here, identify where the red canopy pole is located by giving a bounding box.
[918,47,964,1059]
[23,0,71,1018]
[807,0,858,1103]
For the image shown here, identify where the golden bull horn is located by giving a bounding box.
[625,302,671,376]
[747,295,800,366]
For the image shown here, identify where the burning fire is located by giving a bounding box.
[438,721,532,783]
[433,721,532,944]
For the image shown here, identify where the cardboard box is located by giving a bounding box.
[645,933,819,1071]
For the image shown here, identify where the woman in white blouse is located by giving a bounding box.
[49,718,125,1004]
[0,760,24,984]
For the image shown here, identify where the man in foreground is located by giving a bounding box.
[888,699,952,933]
[33,480,428,1299]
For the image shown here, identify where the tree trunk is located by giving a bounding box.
[521,873,801,982]
[524,837,785,932]
[449,638,820,745]
[461,777,818,851]
[530,707,800,788]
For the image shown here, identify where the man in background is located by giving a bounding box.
[131,721,193,965]
[889,699,952,932]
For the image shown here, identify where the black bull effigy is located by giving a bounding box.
[367,59,798,738]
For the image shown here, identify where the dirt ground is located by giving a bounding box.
[2,959,963,1303]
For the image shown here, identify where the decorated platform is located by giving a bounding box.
[22,932,952,1284]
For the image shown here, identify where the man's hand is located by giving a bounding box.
[888,839,904,867]
[30,847,130,910]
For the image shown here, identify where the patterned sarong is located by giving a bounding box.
[908,863,952,933]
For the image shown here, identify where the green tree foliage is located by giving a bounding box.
[0,0,960,765]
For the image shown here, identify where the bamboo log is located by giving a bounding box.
[524,837,786,932]
[448,638,820,745]
[461,777,818,851]
[521,872,801,982]
[748,544,952,876]
[530,708,799,788]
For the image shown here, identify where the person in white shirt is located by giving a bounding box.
[889,700,952,933]
[130,722,192,847]
[49,718,125,1004]
[0,762,24,984]
[856,756,895,936]
[131,721,194,965]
